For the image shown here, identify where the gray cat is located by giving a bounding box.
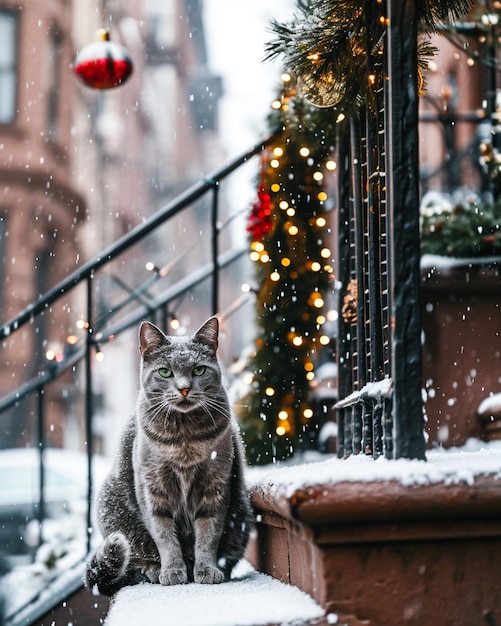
[85,317,251,596]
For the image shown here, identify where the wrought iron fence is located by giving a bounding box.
[335,1,426,461]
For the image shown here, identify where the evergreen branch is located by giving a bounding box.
[265,0,474,110]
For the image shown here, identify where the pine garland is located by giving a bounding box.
[265,0,473,110]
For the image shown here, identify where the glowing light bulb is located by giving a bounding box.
[327,309,339,321]
[270,271,280,282]
[320,247,331,258]
[313,171,323,182]
[278,410,288,420]
[265,387,275,396]
[273,147,284,157]
[325,160,337,171]
[311,262,321,272]
[271,183,280,192]
[96,350,104,362]
[286,208,295,216]
[299,147,310,157]
[270,159,280,168]
[317,191,328,202]
[279,200,289,210]
[276,425,286,436]
[313,296,324,308]
[170,317,180,331]
[303,408,314,419]
[249,251,260,262]
[288,225,299,235]
[319,335,330,345]
[281,257,291,267]
[316,217,327,227]
[293,336,303,346]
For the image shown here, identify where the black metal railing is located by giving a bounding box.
[335,1,426,461]
[0,133,276,624]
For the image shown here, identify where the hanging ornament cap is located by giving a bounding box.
[74,29,133,90]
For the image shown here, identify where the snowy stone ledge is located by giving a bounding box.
[248,440,501,497]
[105,560,326,626]
[247,441,501,525]
[247,441,501,625]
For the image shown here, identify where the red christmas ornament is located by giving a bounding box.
[247,185,273,241]
[74,29,133,90]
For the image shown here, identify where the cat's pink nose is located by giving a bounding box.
[180,388,190,397]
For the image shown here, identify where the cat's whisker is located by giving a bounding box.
[202,397,232,422]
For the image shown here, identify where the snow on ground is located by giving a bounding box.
[421,253,501,269]
[478,392,501,416]
[104,560,325,626]
[4,440,501,625]
[247,440,501,499]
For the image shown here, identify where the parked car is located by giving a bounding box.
[0,448,110,563]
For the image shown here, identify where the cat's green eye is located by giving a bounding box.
[158,368,172,378]
[193,365,205,376]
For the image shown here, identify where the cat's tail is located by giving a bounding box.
[85,531,144,596]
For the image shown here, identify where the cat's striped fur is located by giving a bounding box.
[85,317,251,596]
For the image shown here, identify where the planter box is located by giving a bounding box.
[421,257,501,447]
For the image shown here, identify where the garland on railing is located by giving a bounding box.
[264,0,473,110]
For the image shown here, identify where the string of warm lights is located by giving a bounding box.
[238,73,339,464]
[44,260,184,367]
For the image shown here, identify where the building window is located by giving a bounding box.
[48,30,62,138]
[0,10,18,124]
[0,214,7,320]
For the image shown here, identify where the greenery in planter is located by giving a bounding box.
[420,195,501,258]
[421,133,501,258]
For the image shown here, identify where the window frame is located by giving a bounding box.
[0,9,19,125]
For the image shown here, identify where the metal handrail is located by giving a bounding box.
[0,133,277,339]
[0,133,277,625]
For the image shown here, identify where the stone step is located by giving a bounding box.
[247,453,501,626]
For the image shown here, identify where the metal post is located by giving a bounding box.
[350,115,368,455]
[37,388,46,548]
[210,180,220,316]
[85,272,94,553]
[386,0,426,460]
[336,133,353,458]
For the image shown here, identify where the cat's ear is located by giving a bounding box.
[193,316,218,352]
[139,321,168,357]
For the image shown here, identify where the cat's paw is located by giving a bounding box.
[194,564,224,584]
[142,562,161,584]
[159,566,189,586]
